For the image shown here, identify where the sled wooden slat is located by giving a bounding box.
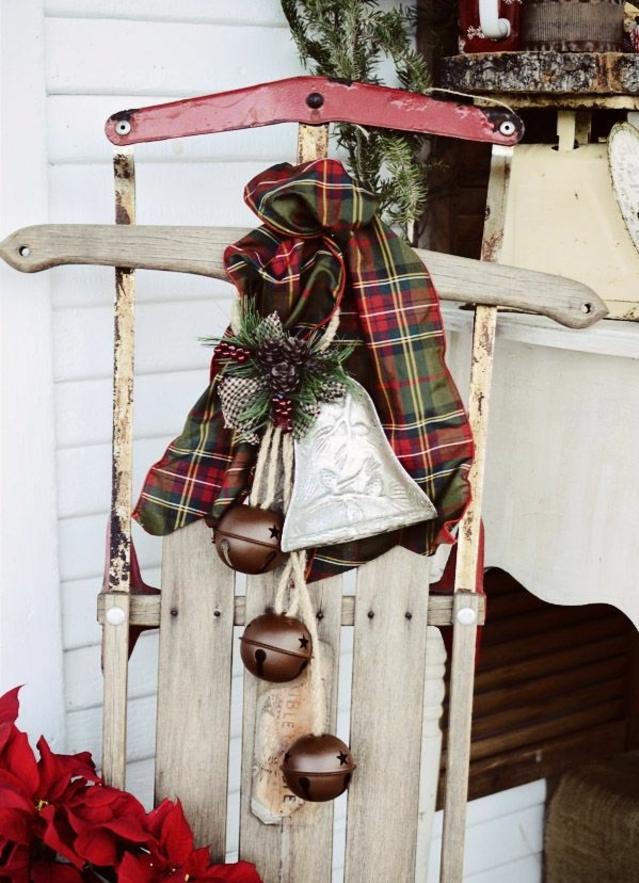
[155,520,235,856]
[1,223,606,329]
[238,571,342,883]
[344,547,431,883]
[101,150,136,790]
[97,590,485,629]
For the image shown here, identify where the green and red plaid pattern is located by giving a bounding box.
[133,159,473,581]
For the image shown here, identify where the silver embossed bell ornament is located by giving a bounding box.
[281,381,437,552]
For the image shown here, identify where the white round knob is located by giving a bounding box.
[106,606,126,626]
[456,607,477,626]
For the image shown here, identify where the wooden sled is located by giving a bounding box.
[0,77,606,883]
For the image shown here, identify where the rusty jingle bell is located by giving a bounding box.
[282,733,356,802]
[240,612,312,682]
[213,505,286,575]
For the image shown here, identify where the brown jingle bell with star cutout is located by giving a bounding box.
[213,505,285,575]
[282,733,356,802]
[240,613,312,682]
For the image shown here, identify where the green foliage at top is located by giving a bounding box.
[281,0,431,237]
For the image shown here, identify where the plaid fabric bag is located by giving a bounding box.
[133,159,473,581]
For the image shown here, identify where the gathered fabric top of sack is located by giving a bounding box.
[133,158,473,582]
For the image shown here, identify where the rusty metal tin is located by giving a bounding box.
[240,613,312,682]
[282,733,356,802]
[213,505,285,575]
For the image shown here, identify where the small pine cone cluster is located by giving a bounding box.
[272,396,294,433]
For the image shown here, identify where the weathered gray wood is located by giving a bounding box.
[344,547,431,883]
[155,519,235,857]
[97,588,486,629]
[0,223,606,327]
[440,51,639,96]
[101,151,136,790]
[238,571,342,883]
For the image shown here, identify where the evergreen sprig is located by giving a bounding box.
[205,306,354,442]
[281,0,431,237]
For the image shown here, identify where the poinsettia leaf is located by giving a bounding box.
[40,805,86,868]
[1,729,39,796]
[0,839,30,883]
[72,827,122,868]
[0,771,34,810]
[37,737,98,802]
[31,859,87,883]
[0,686,22,754]
[205,860,263,882]
[156,800,194,864]
[116,852,157,883]
[143,798,173,837]
[0,806,33,844]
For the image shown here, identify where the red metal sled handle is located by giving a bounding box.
[105,76,523,147]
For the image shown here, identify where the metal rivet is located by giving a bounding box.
[214,609,221,618]
[170,607,178,617]
[367,610,375,619]
[306,92,324,109]
[19,245,30,257]
[106,606,126,626]
[498,119,516,137]
[405,611,413,621]
[115,119,131,136]
[456,607,477,626]
[316,610,324,621]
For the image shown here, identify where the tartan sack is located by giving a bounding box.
[133,158,473,582]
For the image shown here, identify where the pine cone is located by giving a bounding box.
[285,337,310,366]
[268,361,299,394]
[258,338,288,365]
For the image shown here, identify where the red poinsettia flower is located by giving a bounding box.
[41,782,150,870]
[117,801,261,883]
[0,687,98,869]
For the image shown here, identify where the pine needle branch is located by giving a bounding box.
[281,0,432,237]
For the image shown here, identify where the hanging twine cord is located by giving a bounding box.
[240,299,340,738]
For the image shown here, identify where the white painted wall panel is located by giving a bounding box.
[0,0,66,748]
[49,163,270,225]
[50,264,224,308]
[55,370,205,448]
[53,297,227,380]
[56,438,171,518]
[46,19,300,95]
[58,515,162,581]
[45,1,288,27]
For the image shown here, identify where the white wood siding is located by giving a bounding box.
[0,1,546,879]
